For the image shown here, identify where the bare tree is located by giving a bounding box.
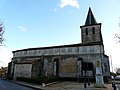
[115,33,120,42]
[0,23,5,45]
[115,17,120,42]
[0,66,8,78]
[114,67,120,75]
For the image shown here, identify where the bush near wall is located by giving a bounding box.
[16,77,59,85]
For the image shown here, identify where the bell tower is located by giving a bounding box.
[80,7,103,44]
[80,8,105,87]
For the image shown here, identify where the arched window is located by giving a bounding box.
[85,28,88,35]
[92,27,95,34]
[53,58,59,76]
[77,58,83,77]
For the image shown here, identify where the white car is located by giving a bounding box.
[115,75,120,80]
[111,76,114,80]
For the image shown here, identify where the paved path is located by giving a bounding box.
[13,80,113,90]
[43,81,112,90]
[0,79,34,90]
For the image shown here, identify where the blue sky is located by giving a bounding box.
[0,0,120,72]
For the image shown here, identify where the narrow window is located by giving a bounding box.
[53,61,57,76]
[92,27,95,34]
[53,59,59,76]
[86,28,88,35]
[77,58,83,77]
[77,60,81,77]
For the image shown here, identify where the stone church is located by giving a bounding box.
[8,8,110,81]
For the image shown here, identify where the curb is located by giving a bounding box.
[11,80,43,90]
[11,80,113,90]
[44,81,60,87]
[11,80,60,90]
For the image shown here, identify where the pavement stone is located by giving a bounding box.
[12,80,113,90]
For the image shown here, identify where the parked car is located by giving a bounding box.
[115,75,120,80]
[111,76,114,80]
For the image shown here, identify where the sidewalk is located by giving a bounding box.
[12,80,43,90]
[12,80,113,90]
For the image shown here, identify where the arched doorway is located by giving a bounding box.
[82,62,93,78]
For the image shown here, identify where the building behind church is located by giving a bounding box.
[8,8,110,82]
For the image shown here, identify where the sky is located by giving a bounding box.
[0,0,120,72]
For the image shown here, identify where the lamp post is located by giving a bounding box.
[110,55,113,73]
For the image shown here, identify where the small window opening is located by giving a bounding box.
[92,27,95,34]
[86,28,88,35]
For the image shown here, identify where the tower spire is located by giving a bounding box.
[80,7,103,43]
[85,7,97,25]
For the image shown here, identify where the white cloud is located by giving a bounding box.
[59,0,80,8]
[18,26,27,32]
[0,46,12,67]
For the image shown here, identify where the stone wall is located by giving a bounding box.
[59,56,77,77]
[40,54,102,78]
[13,45,104,58]
[81,24,102,43]
[31,60,42,78]
[101,55,110,76]
[14,64,32,78]
[11,44,110,79]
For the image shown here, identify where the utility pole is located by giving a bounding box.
[110,55,113,73]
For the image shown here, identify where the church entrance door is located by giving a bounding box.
[82,62,93,78]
